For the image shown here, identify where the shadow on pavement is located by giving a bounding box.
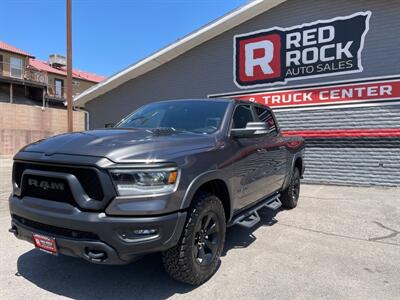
[17,252,192,299]
[223,206,280,256]
[16,207,281,299]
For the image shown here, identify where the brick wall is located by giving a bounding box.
[0,103,85,157]
[300,147,400,186]
[275,105,400,186]
[275,105,400,130]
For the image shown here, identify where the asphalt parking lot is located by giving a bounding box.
[0,181,399,299]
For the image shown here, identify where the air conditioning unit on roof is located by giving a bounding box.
[48,54,66,68]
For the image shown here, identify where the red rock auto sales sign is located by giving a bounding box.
[234,11,371,88]
[230,79,400,109]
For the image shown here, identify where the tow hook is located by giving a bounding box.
[85,248,107,263]
[8,226,18,235]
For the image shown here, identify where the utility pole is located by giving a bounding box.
[66,0,73,132]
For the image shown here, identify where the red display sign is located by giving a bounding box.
[233,11,371,88]
[237,33,282,84]
[231,79,400,109]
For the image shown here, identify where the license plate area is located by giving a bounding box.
[33,233,58,255]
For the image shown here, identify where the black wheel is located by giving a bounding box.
[162,193,226,285]
[281,167,301,209]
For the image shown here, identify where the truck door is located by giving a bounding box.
[228,104,268,211]
[253,106,288,196]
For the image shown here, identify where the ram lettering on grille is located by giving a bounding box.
[28,178,65,191]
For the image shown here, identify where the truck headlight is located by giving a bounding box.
[109,168,179,196]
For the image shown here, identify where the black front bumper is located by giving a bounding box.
[9,195,187,265]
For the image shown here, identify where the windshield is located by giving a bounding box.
[116,100,229,134]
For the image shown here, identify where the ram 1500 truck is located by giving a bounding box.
[9,99,304,285]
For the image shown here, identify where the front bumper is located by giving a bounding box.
[9,195,186,265]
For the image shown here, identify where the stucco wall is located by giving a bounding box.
[47,73,98,99]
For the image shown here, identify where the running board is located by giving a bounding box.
[230,194,282,228]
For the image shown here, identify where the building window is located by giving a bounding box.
[54,79,64,98]
[10,57,23,78]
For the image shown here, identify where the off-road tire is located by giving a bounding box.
[162,193,226,285]
[281,167,301,209]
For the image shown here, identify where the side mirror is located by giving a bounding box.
[231,122,269,138]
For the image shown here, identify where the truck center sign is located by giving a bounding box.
[229,78,400,109]
[234,11,371,88]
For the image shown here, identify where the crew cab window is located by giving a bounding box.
[232,105,254,128]
[254,106,277,134]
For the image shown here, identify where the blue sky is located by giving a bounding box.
[1,0,248,76]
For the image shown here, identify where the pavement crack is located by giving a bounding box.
[368,221,400,242]
[278,223,400,247]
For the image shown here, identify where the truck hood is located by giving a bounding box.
[22,129,217,163]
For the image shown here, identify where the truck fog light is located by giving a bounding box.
[119,229,158,241]
[133,229,157,235]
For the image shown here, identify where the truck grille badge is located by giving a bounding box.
[28,178,65,191]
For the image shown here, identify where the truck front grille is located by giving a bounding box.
[21,174,75,205]
[14,162,104,201]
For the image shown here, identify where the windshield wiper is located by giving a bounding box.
[150,127,204,135]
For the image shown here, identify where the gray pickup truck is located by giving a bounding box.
[9,99,304,285]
